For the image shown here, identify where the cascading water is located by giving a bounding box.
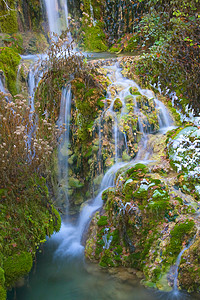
[44,0,70,36]
[44,0,61,35]
[172,235,197,297]
[53,62,174,261]
[114,116,119,162]
[57,85,72,209]
[11,55,188,300]
[28,59,43,113]
[0,76,5,94]
[20,55,45,147]
[89,0,95,26]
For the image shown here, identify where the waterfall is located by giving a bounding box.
[172,236,196,295]
[44,0,61,35]
[54,63,166,259]
[89,0,95,26]
[44,0,70,36]
[28,63,43,114]
[141,88,174,132]
[54,160,132,258]
[0,77,6,94]
[154,98,174,130]
[58,86,72,210]
[114,117,118,162]
[20,54,44,115]
[23,55,45,148]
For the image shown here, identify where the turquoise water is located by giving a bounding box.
[7,238,200,300]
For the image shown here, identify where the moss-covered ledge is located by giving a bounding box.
[0,177,61,300]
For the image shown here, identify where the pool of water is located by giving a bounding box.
[7,238,200,300]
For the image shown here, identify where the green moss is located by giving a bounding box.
[49,206,61,234]
[4,252,33,287]
[124,95,134,103]
[82,22,108,52]
[152,267,162,282]
[133,186,148,202]
[68,177,84,189]
[0,269,5,287]
[123,180,135,201]
[113,98,122,112]
[143,281,157,288]
[97,216,108,227]
[123,35,139,52]
[147,189,170,215]
[0,285,6,300]
[166,220,196,259]
[111,229,120,245]
[109,45,120,53]
[0,10,18,34]
[99,250,114,267]
[95,246,102,256]
[0,47,20,95]
[129,87,141,96]
[126,163,148,179]
[102,188,115,203]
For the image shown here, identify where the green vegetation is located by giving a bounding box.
[0,0,44,34]
[0,0,199,295]
[85,157,199,291]
[165,219,195,259]
[0,85,61,298]
[0,1,18,34]
[4,252,32,287]
[0,47,20,94]
[82,22,108,52]
[76,0,199,112]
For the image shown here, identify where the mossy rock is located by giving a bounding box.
[129,87,141,96]
[0,269,5,287]
[136,95,149,108]
[123,180,135,201]
[113,98,122,112]
[4,252,33,287]
[99,249,115,267]
[126,163,148,179]
[147,189,170,214]
[97,216,108,227]
[124,95,134,103]
[102,188,115,202]
[0,47,20,95]
[165,219,196,260]
[122,151,131,162]
[0,10,18,34]
[109,45,121,53]
[133,187,148,201]
[68,177,84,189]
[83,22,108,52]
[93,174,103,186]
[50,205,61,233]
[179,238,200,291]
[0,285,6,300]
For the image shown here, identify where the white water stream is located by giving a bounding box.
[53,63,174,260]
[44,0,70,36]
[0,77,6,94]
[171,235,197,297]
[57,85,72,209]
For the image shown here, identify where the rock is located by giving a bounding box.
[136,271,143,279]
